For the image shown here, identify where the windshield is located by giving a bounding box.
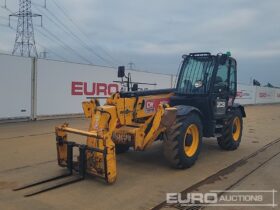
[176,56,215,94]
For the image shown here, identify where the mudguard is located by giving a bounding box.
[174,105,203,119]
[232,103,246,117]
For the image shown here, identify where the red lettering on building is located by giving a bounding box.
[71,81,83,95]
[259,92,273,98]
[108,84,119,95]
[236,91,242,98]
[96,83,107,95]
[71,81,119,96]
[259,92,267,98]
[84,82,96,95]
[236,90,250,99]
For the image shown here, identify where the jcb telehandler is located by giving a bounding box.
[15,52,245,196]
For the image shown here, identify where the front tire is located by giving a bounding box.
[163,113,203,169]
[217,109,243,150]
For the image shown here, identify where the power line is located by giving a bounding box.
[3,0,122,66]
[33,3,114,66]
[41,26,93,64]
[33,4,113,66]
[45,6,115,66]
[37,25,85,60]
[1,4,12,13]
[128,62,135,70]
[32,6,93,64]
[2,0,7,8]
[49,0,121,65]
[39,50,48,58]
[36,42,66,60]
[44,6,115,66]
[35,26,78,59]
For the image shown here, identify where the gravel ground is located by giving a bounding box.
[0,104,279,210]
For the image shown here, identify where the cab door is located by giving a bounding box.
[211,59,231,118]
[228,59,237,107]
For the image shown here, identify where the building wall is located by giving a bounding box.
[255,86,277,104]
[235,84,256,105]
[36,59,172,116]
[0,54,32,119]
[0,53,279,120]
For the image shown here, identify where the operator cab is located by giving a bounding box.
[170,52,237,136]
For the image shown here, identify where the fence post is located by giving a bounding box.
[31,57,37,120]
[254,86,258,104]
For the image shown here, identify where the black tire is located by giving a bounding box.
[115,144,130,154]
[163,112,203,169]
[217,109,243,150]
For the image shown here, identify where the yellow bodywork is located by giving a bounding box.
[55,92,175,183]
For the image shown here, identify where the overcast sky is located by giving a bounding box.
[0,0,280,85]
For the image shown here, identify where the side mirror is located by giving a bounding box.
[132,83,138,91]
[118,66,125,78]
[219,54,228,65]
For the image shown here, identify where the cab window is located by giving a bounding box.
[214,61,229,92]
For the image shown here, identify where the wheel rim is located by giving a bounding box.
[184,124,199,157]
[232,117,241,141]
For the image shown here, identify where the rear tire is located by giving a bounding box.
[217,109,243,150]
[163,113,202,169]
[115,144,130,154]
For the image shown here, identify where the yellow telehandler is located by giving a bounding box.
[15,52,245,196]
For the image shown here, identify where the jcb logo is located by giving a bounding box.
[217,101,226,108]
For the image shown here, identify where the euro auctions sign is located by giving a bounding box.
[166,190,278,207]
[71,81,119,96]
[236,90,251,99]
[258,92,272,98]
